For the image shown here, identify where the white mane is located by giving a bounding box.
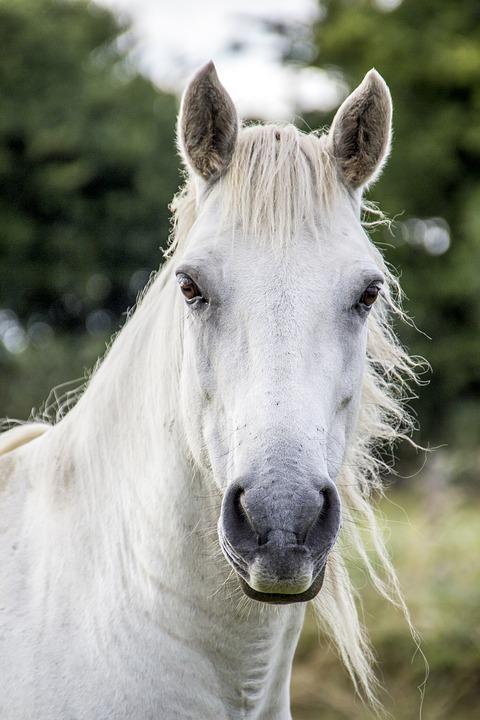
[10,122,424,712]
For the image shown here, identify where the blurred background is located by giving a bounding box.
[0,0,479,717]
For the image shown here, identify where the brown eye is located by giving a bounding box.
[176,273,203,304]
[359,284,380,308]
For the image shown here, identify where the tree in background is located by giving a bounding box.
[296,0,480,455]
[0,0,179,416]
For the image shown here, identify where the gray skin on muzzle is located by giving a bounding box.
[219,473,341,604]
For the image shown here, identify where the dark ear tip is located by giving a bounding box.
[193,60,218,83]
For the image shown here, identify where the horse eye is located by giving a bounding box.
[359,284,380,308]
[176,273,203,303]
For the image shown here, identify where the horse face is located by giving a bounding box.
[175,63,391,603]
[175,196,383,602]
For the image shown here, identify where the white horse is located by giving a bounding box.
[0,63,420,719]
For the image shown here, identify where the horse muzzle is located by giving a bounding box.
[218,476,341,604]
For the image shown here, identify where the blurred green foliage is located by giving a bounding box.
[0,0,179,330]
[299,0,480,453]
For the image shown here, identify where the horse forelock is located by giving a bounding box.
[168,123,343,256]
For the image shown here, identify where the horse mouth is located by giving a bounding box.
[238,566,326,605]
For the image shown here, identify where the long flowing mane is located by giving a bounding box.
[5,122,424,711]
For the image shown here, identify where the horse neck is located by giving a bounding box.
[46,272,304,715]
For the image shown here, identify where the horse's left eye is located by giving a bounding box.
[176,273,203,304]
[359,284,380,308]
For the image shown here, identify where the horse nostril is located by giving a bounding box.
[318,488,329,519]
[305,481,341,551]
[296,491,327,545]
[237,489,268,545]
[221,482,260,553]
[238,490,247,516]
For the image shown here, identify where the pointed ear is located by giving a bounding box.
[328,69,392,190]
[178,61,238,181]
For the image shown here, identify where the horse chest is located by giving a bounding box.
[1,596,298,720]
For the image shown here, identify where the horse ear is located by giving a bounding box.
[178,61,238,181]
[328,69,392,190]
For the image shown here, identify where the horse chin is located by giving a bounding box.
[238,566,326,605]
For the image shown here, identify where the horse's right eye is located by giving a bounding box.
[176,273,204,304]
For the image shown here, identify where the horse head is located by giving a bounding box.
[174,62,392,604]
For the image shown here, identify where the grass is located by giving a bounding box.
[291,486,480,719]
